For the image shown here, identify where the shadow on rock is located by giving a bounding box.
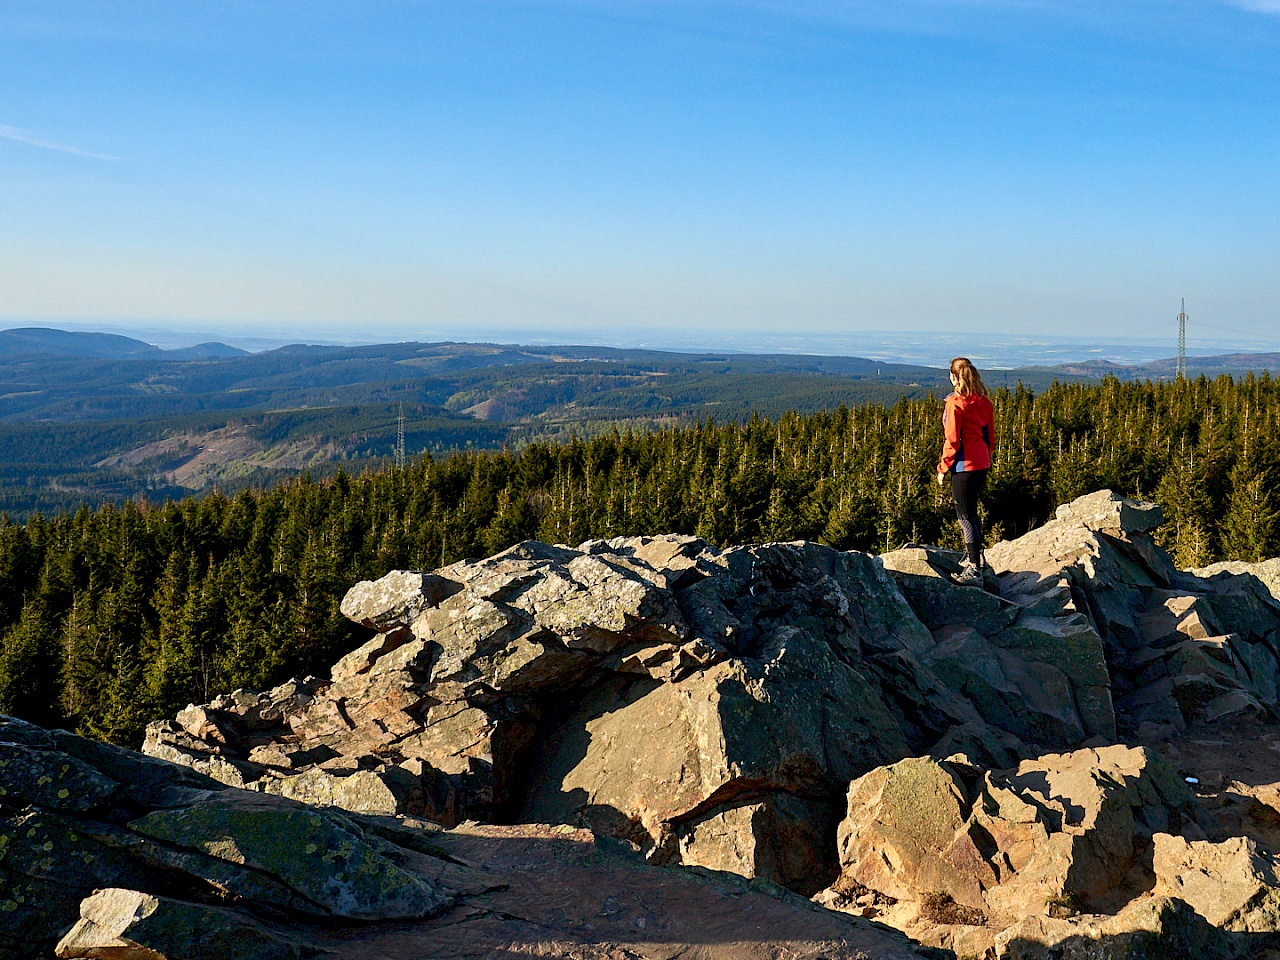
[998,896,1276,959]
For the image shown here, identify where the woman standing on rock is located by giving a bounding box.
[936,357,996,586]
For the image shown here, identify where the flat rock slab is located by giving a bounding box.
[314,823,942,960]
[129,794,452,921]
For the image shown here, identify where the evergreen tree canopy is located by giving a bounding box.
[0,374,1275,745]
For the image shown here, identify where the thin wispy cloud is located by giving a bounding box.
[1223,0,1280,11]
[0,124,119,161]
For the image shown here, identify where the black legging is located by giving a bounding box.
[951,469,988,563]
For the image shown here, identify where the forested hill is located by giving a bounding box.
[0,373,1277,747]
[4,331,1278,518]
[0,336,1032,517]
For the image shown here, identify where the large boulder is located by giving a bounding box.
[1152,833,1280,933]
[1053,489,1164,536]
[832,754,1280,957]
[831,746,1199,951]
[987,489,1174,655]
[339,569,460,631]
[836,756,992,908]
[522,623,908,861]
[977,746,1194,917]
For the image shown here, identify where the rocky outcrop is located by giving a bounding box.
[986,490,1280,738]
[0,713,942,960]
[147,538,953,891]
[827,745,1205,953]
[139,489,1280,956]
[881,543,1113,750]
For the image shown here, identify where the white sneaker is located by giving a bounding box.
[954,560,983,587]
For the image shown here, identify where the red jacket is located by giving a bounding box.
[938,392,995,474]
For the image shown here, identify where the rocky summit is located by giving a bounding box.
[8,488,1280,958]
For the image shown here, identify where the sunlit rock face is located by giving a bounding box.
[135,489,1280,958]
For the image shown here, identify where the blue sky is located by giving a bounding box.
[1,0,1278,349]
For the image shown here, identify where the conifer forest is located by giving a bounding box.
[1,374,1277,745]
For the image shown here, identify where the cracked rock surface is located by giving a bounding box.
[0,714,939,960]
[12,488,1280,958]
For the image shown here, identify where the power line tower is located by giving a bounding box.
[395,403,406,469]
[1176,299,1188,380]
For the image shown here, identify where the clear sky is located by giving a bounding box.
[1,0,1278,349]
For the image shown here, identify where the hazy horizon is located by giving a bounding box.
[2,2,1278,344]
[5,318,1277,371]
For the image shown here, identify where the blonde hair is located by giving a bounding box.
[949,357,989,398]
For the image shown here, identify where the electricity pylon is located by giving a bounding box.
[1176,299,1188,380]
[396,404,406,469]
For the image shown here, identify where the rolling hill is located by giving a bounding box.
[1,327,1275,517]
